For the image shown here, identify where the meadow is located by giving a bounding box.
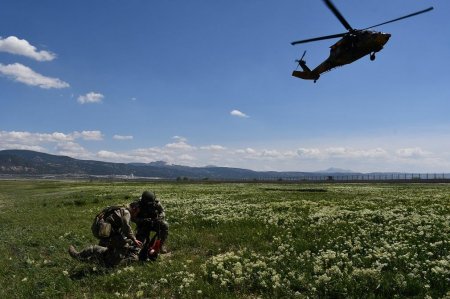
[0,180,448,298]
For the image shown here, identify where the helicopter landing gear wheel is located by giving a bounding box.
[370,52,376,61]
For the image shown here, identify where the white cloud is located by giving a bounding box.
[396,147,429,158]
[55,142,90,158]
[297,148,322,158]
[113,135,133,140]
[296,147,388,160]
[0,130,106,160]
[0,130,72,143]
[230,109,249,118]
[178,154,196,162]
[0,143,46,152]
[77,92,104,104]
[165,136,195,150]
[73,131,103,141]
[95,148,173,164]
[97,150,132,160]
[0,36,56,61]
[200,145,226,151]
[235,147,257,155]
[261,149,283,158]
[132,147,167,155]
[172,136,187,142]
[0,63,69,89]
[324,147,388,159]
[0,130,103,151]
[165,141,195,150]
[48,132,72,141]
[234,148,298,161]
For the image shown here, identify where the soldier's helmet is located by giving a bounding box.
[141,191,156,204]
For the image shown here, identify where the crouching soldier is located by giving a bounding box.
[68,202,143,267]
[133,191,169,255]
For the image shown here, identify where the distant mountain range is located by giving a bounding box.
[0,149,358,180]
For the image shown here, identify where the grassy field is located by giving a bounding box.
[0,180,449,298]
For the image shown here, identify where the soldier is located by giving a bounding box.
[68,202,143,267]
[133,191,169,254]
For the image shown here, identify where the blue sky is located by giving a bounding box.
[1,0,449,172]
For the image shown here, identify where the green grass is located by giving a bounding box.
[0,180,449,298]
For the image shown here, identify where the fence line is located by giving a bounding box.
[239,173,450,182]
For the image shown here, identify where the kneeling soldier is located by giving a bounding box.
[133,191,169,254]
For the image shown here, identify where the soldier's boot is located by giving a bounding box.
[159,241,168,254]
[68,245,80,260]
[159,226,169,254]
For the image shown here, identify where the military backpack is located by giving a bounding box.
[91,206,122,239]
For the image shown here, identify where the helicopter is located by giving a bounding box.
[291,0,433,82]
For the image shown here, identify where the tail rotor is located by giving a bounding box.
[292,50,319,82]
[295,50,307,70]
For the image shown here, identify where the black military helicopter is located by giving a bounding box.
[291,0,433,82]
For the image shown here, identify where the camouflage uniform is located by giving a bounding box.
[98,207,136,248]
[133,191,169,249]
[69,207,140,267]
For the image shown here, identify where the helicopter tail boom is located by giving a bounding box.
[292,70,320,81]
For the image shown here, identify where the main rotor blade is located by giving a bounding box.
[291,32,347,45]
[323,0,353,31]
[361,7,433,30]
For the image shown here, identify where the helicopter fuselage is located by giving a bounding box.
[320,30,391,71]
[294,30,391,81]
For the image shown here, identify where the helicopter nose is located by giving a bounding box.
[377,33,391,45]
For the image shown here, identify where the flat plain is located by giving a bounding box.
[0,180,448,298]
